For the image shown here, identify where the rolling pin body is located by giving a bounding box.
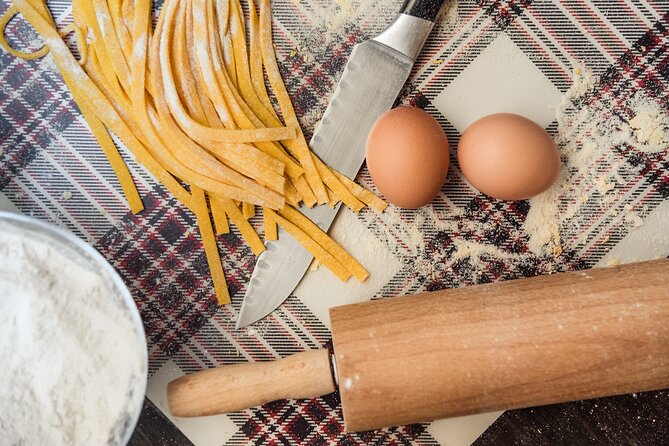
[331,259,669,431]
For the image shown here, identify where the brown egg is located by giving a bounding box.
[457,113,560,201]
[366,107,450,209]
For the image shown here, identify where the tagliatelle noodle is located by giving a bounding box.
[72,23,88,65]
[215,0,237,90]
[278,206,369,282]
[6,0,388,305]
[263,207,278,241]
[312,154,364,213]
[257,0,328,204]
[185,0,226,129]
[172,1,207,125]
[92,0,132,92]
[81,102,145,213]
[154,0,286,205]
[217,197,266,255]
[267,208,352,282]
[108,0,132,59]
[0,5,49,59]
[193,185,231,304]
[75,0,126,99]
[210,195,231,235]
[199,0,304,180]
[0,7,87,64]
[242,201,255,220]
[247,0,276,120]
[333,170,388,213]
[13,0,196,212]
[284,180,300,207]
[293,174,317,208]
[228,0,278,130]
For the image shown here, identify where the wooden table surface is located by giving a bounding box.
[129,388,669,445]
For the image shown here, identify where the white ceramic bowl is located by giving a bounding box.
[0,211,148,445]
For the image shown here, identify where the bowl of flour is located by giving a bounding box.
[0,212,147,445]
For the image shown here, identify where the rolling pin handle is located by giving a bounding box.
[168,348,336,417]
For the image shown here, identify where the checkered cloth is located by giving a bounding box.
[1,0,667,444]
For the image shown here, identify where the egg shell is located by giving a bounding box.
[457,113,560,201]
[365,107,450,209]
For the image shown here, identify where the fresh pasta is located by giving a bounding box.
[3,0,387,305]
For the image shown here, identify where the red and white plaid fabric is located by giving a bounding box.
[1,0,667,444]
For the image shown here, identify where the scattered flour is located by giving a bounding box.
[450,239,525,263]
[523,63,668,255]
[524,181,562,254]
[595,175,615,195]
[292,0,458,59]
[569,65,596,97]
[291,0,395,61]
[625,211,644,228]
[629,102,668,152]
[379,199,522,282]
[0,224,145,445]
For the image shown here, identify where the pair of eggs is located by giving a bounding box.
[365,107,560,208]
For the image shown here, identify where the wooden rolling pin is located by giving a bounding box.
[168,259,669,432]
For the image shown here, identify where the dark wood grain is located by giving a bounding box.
[129,389,669,445]
[475,389,669,445]
[128,398,194,446]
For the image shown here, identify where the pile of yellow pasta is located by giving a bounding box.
[2,0,386,304]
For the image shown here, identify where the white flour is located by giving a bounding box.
[524,63,669,255]
[291,0,396,61]
[0,225,145,445]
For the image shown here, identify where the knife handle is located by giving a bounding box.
[374,0,448,60]
[167,348,336,417]
[400,0,449,22]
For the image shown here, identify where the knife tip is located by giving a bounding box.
[234,320,248,330]
[234,316,250,330]
[235,305,261,330]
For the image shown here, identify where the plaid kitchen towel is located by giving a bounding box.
[1,0,668,444]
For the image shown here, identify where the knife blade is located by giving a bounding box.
[237,0,449,328]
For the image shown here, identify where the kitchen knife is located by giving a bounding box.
[236,0,450,328]
[171,260,669,432]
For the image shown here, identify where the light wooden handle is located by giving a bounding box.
[168,348,335,417]
[331,259,669,432]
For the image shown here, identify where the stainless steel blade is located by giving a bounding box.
[236,15,436,329]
